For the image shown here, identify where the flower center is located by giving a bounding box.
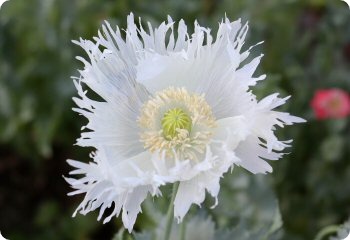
[138,87,216,160]
[161,108,192,140]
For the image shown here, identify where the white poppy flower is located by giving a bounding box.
[65,13,305,232]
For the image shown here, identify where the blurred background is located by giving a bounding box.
[0,0,350,239]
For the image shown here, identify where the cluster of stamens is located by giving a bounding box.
[138,87,216,160]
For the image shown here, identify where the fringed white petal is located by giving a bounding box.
[234,136,276,174]
[211,113,298,174]
[121,186,151,232]
[88,14,261,120]
[65,150,157,232]
[173,117,250,221]
[66,146,222,230]
[72,36,150,160]
[250,94,306,152]
[173,145,240,221]
[174,179,206,222]
[132,16,261,120]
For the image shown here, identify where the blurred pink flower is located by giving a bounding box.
[311,89,350,119]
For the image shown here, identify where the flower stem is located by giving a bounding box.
[314,225,339,240]
[164,182,180,240]
[180,216,186,240]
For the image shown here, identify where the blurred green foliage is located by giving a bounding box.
[1,0,350,239]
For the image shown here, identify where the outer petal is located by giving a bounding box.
[72,39,150,161]
[66,147,222,230]
[214,116,277,174]
[133,17,264,119]
[121,186,152,232]
[174,178,206,222]
[90,15,265,121]
[234,136,277,174]
[213,95,305,174]
[173,117,248,221]
[250,94,306,152]
[65,150,160,232]
[173,166,232,222]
